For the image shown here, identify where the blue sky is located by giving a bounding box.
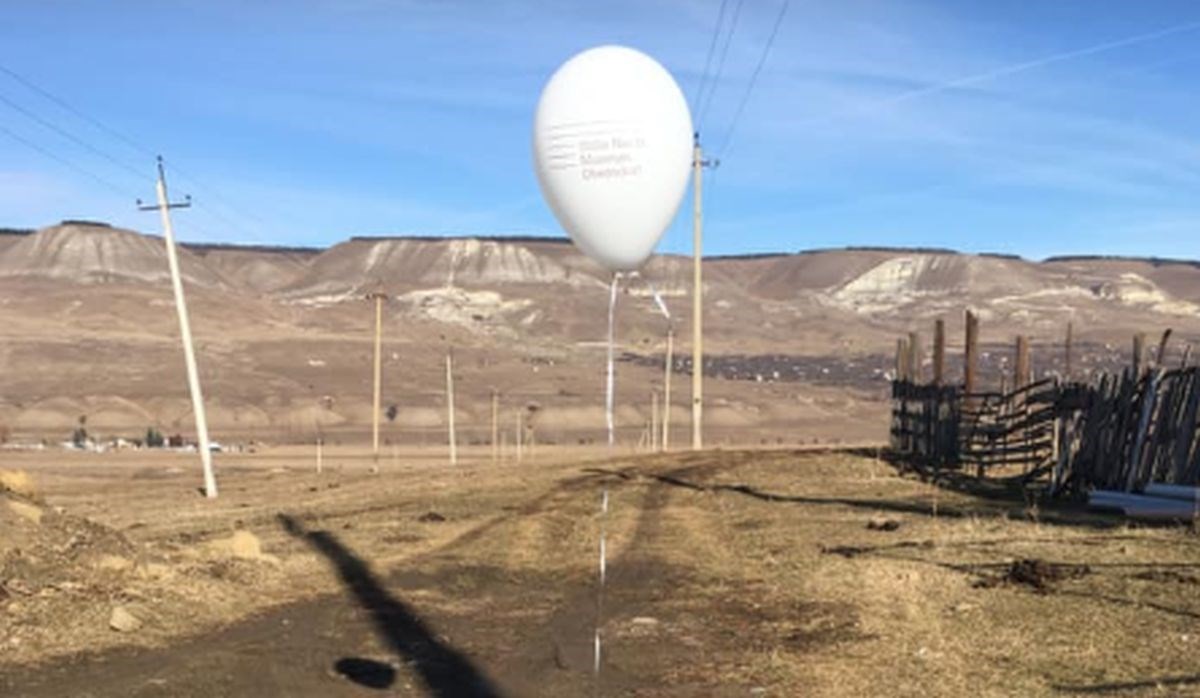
[1,1,1198,259]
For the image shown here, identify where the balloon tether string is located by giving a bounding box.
[606,272,620,449]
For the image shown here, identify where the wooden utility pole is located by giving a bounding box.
[662,328,673,451]
[138,157,216,499]
[491,390,499,464]
[316,437,323,475]
[1015,335,1031,389]
[445,352,457,467]
[933,319,946,386]
[895,338,909,381]
[964,310,979,396]
[366,288,387,473]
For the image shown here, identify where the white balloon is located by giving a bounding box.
[532,46,694,272]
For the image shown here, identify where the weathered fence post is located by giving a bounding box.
[964,311,979,397]
[1133,333,1145,377]
[1154,329,1173,370]
[1064,322,1074,381]
[1015,335,1031,389]
[964,311,981,476]
[908,331,922,385]
[933,319,946,386]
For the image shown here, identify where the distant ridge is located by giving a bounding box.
[183,242,324,255]
[1045,255,1200,269]
[708,252,790,261]
[350,234,572,245]
[4,222,1197,267]
[797,245,960,256]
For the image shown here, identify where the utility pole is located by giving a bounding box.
[662,328,673,451]
[491,389,499,464]
[691,133,718,451]
[365,287,387,473]
[516,409,524,462]
[138,157,216,499]
[445,352,457,466]
[650,389,659,452]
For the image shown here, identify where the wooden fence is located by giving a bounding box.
[889,313,1199,497]
[891,378,1058,476]
[1053,367,1200,495]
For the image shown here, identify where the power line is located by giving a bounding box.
[697,0,745,131]
[0,121,138,198]
[0,89,145,182]
[691,0,730,117]
[0,62,275,241]
[0,62,154,159]
[716,0,790,158]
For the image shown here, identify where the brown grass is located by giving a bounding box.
[2,446,1198,696]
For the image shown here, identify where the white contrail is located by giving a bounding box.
[798,19,1200,128]
[885,19,1200,108]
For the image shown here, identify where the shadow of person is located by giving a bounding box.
[277,513,503,698]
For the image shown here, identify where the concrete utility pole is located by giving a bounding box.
[516,409,524,462]
[662,328,673,451]
[491,389,499,464]
[138,157,216,499]
[445,352,457,467]
[691,133,718,451]
[365,288,387,473]
[650,389,659,452]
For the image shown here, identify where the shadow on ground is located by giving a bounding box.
[277,513,503,698]
[1054,674,1200,693]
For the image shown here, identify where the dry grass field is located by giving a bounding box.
[3,446,1198,696]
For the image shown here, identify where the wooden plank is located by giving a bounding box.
[1125,370,1161,491]
[1154,328,1173,370]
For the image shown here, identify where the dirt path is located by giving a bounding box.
[6,449,1200,696]
[3,456,790,696]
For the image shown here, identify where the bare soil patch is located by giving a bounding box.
[2,447,1199,696]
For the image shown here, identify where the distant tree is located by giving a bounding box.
[386,404,398,423]
[145,427,165,448]
[0,423,9,444]
[71,415,90,448]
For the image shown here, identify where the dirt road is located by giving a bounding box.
[4,449,1200,696]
